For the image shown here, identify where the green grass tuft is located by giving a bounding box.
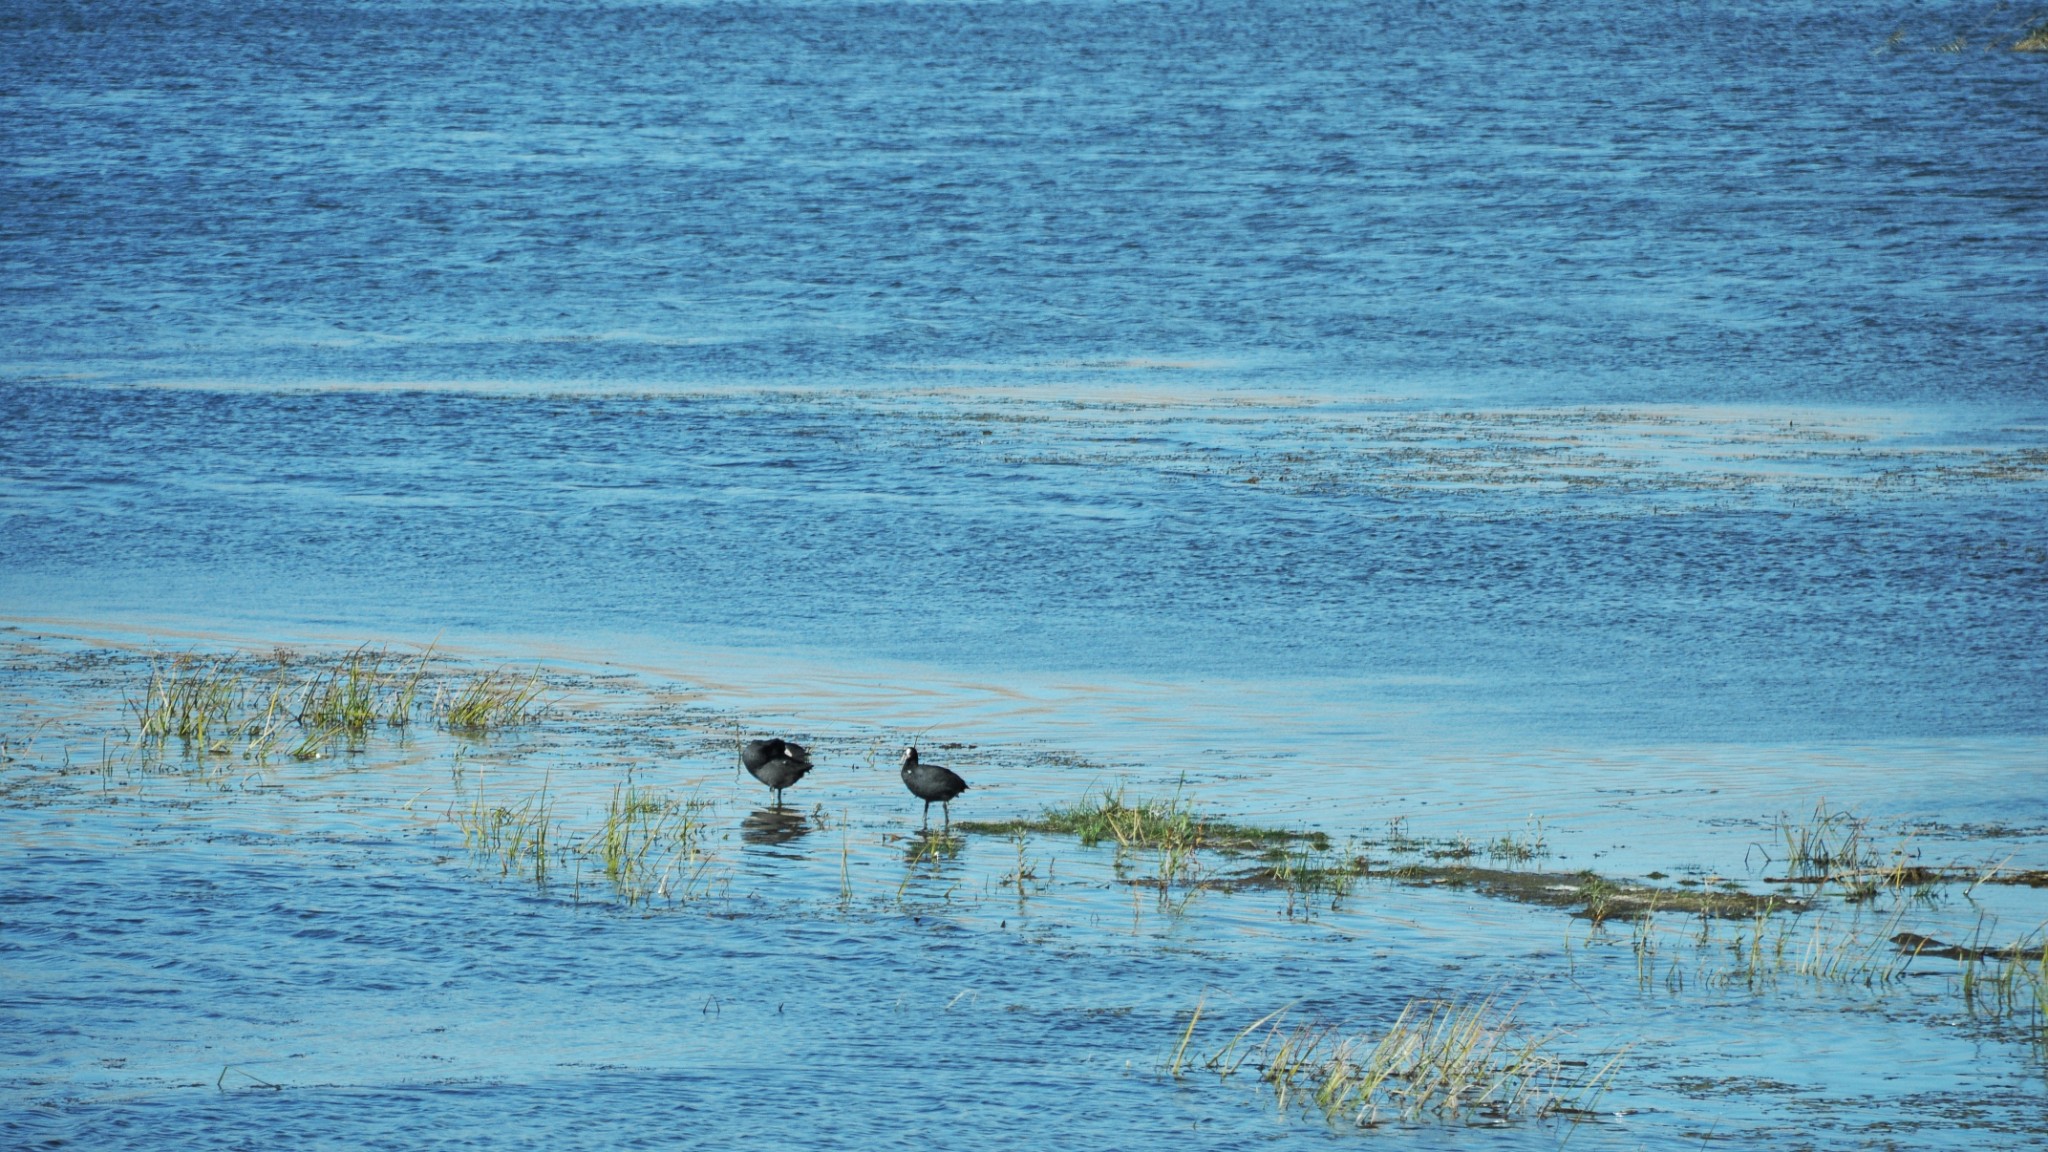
[439,668,545,734]
[1188,996,1625,1127]
[957,784,1327,853]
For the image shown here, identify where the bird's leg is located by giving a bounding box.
[921,800,931,831]
[942,802,951,832]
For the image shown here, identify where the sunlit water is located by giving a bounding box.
[4,638,2047,1150]
[4,0,2048,1146]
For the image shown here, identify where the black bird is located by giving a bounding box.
[741,738,813,810]
[899,746,968,831]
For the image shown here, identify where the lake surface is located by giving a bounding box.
[3,0,2046,1147]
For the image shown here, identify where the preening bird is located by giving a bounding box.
[899,746,968,831]
[741,738,813,810]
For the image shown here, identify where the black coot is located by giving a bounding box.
[742,738,813,809]
[899,746,968,831]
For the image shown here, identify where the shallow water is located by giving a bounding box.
[4,636,2048,1149]
[5,385,2046,748]
[5,0,2048,1146]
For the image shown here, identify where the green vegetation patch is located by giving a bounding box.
[961,788,1797,922]
[956,785,1329,854]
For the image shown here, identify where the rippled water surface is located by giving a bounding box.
[6,0,2046,402]
[4,0,2047,1147]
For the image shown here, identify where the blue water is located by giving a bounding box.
[6,382,2046,743]
[4,0,2044,402]
[5,0,2048,1147]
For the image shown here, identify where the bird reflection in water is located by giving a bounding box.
[902,830,962,863]
[741,807,813,846]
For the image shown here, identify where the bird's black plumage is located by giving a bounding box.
[742,737,813,809]
[899,746,968,831]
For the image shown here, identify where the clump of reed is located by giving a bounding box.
[457,772,557,885]
[1266,843,1360,918]
[961,781,1336,906]
[2020,20,2048,50]
[1758,802,1942,906]
[387,648,432,728]
[1033,784,1207,849]
[130,655,243,755]
[1179,997,1623,1127]
[583,780,713,906]
[1768,800,1873,881]
[1487,818,1549,867]
[1618,903,1913,996]
[1378,816,1428,855]
[1722,908,1907,989]
[1960,939,2048,1043]
[438,668,545,734]
[1577,872,1626,926]
[967,782,1328,854]
[452,772,714,907]
[295,647,386,735]
[128,644,467,763]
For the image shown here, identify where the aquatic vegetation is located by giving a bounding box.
[455,773,714,907]
[1618,907,2048,1041]
[438,668,545,734]
[1388,862,1796,922]
[289,721,346,762]
[1765,801,1875,882]
[129,655,242,754]
[2019,20,2048,50]
[1486,818,1549,867]
[124,644,528,763]
[1379,816,1428,855]
[1184,997,1624,1127]
[584,780,713,906]
[966,787,1800,924]
[897,831,965,901]
[1756,804,1967,906]
[840,820,855,907]
[15,631,2048,1150]
[903,831,963,864]
[958,783,1328,854]
[1577,872,1625,925]
[1618,904,1929,997]
[999,827,1044,902]
[1268,844,1357,918]
[458,772,557,885]
[295,647,386,737]
[1215,842,1365,919]
[1778,912,1914,988]
[961,783,1324,908]
[386,647,433,728]
[240,666,299,760]
[1960,940,2048,1045]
